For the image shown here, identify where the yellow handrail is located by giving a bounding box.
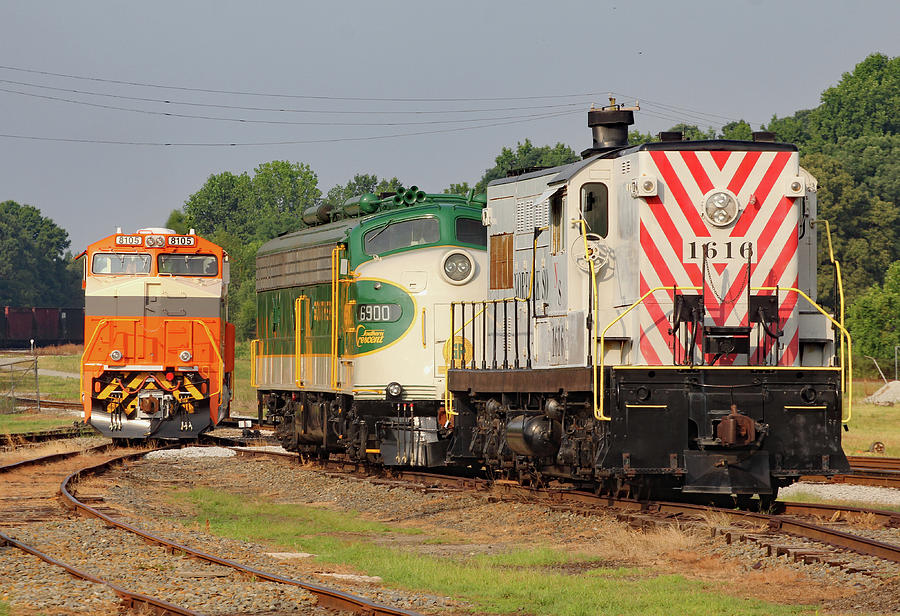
[595,286,852,423]
[812,219,847,394]
[755,286,852,423]
[579,219,601,421]
[250,338,259,388]
[330,245,345,391]
[192,319,225,400]
[294,296,308,389]
[597,286,701,421]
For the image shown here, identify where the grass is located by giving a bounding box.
[170,487,812,616]
[0,600,8,616]
[843,379,900,456]
[0,411,77,433]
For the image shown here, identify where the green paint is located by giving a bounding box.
[256,197,486,362]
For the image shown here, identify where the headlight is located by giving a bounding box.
[109,349,123,362]
[703,191,739,227]
[145,235,164,247]
[179,350,192,362]
[440,250,475,284]
[386,382,403,398]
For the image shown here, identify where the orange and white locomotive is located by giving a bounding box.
[80,227,234,439]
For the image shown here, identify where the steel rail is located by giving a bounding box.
[0,443,114,473]
[60,453,425,616]
[779,501,900,528]
[11,396,82,410]
[275,458,900,565]
[1,425,94,445]
[0,531,202,616]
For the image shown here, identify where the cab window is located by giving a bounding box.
[91,253,151,275]
[456,217,486,247]
[158,254,218,276]
[364,217,440,255]
[581,183,609,238]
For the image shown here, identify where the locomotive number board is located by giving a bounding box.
[115,235,143,246]
[683,239,758,264]
[167,236,196,246]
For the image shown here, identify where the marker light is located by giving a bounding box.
[109,349,123,362]
[179,350,192,362]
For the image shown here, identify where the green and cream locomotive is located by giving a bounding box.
[253,188,487,464]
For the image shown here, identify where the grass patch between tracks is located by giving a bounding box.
[170,487,811,616]
[0,410,76,434]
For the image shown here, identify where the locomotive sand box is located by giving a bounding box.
[255,103,851,505]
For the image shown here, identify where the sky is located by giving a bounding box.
[1,0,897,253]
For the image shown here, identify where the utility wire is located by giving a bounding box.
[0,64,607,102]
[0,86,581,127]
[0,109,582,147]
[0,77,593,115]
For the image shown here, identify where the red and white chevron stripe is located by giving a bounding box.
[637,149,800,366]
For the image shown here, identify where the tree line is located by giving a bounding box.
[3,53,896,368]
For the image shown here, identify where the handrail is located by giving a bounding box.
[192,319,225,400]
[250,338,259,388]
[597,286,701,421]
[812,219,847,393]
[755,286,852,423]
[596,286,851,423]
[579,219,601,422]
[330,245,345,391]
[80,317,140,420]
[293,296,309,389]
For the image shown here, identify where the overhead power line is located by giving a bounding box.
[0,86,583,127]
[0,109,582,147]
[0,64,609,102]
[0,77,593,115]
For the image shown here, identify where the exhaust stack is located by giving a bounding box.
[582,97,638,158]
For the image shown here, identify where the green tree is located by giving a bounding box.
[443,182,471,195]
[182,171,253,237]
[250,161,321,239]
[719,120,754,141]
[802,152,898,305]
[165,209,189,234]
[325,173,403,206]
[475,139,579,193]
[847,261,900,363]
[0,200,82,307]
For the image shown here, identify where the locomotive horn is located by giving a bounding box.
[404,185,419,204]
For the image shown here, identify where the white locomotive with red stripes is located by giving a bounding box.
[445,103,851,505]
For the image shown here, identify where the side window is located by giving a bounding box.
[489,233,513,290]
[550,193,565,254]
[581,183,608,238]
[455,217,487,247]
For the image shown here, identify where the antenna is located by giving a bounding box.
[116,226,122,234]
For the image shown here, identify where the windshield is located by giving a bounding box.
[364,217,440,255]
[158,254,218,276]
[92,253,151,275]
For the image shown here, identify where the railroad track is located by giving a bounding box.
[12,396,82,410]
[2,424,95,446]
[226,448,900,579]
[0,443,426,616]
[803,455,900,489]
